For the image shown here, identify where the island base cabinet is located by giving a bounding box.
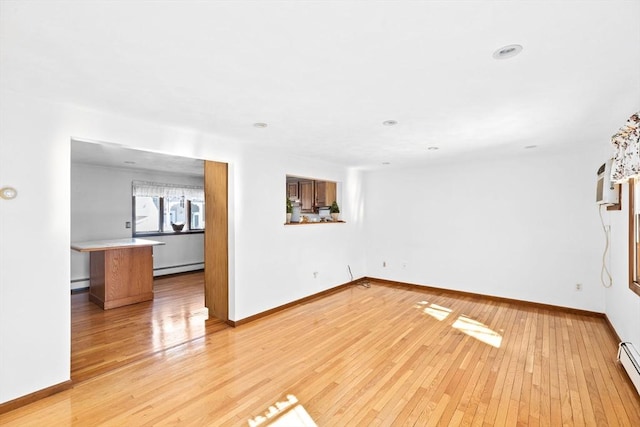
[89,246,154,309]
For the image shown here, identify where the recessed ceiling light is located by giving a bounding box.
[427,146,439,151]
[124,161,136,165]
[524,145,537,149]
[0,187,18,200]
[253,122,268,128]
[382,120,398,126]
[493,44,523,60]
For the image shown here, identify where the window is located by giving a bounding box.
[134,196,161,233]
[285,175,341,224]
[132,181,204,235]
[164,196,186,231]
[190,200,205,230]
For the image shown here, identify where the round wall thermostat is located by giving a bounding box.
[0,187,18,200]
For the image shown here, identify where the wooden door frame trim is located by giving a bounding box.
[629,179,640,297]
[204,161,229,321]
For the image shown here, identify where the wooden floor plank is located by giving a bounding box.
[2,273,639,426]
[70,272,229,382]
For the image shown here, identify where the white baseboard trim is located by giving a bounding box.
[153,263,204,276]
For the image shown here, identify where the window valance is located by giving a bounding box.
[611,112,640,183]
[132,181,204,201]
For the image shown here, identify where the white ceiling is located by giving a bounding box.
[2,1,639,169]
[71,139,204,177]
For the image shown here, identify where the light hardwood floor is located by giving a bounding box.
[71,272,229,382]
[2,272,639,425]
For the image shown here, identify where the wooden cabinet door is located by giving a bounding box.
[299,181,314,212]
[325,182,336,206]
[315,181,326,207]
[287,182,298,199]
[314,181,336,207]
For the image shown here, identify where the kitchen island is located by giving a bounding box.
[71,238,165,309]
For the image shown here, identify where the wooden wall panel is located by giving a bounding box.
[204,161,229,321]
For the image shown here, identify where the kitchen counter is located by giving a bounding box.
[284,221,346,225]
[71,238,165,309]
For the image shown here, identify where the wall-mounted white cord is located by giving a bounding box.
[598,205,613,288]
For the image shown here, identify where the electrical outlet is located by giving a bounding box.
[313,272,318,278]
[125,221,131,229]
[575,283,582,291]
[383,261,387,267]
[402,261,407,269]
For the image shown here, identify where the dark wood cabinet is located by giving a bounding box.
[299,180,314,212]
[287,182,298,199]
[315,181,336,207]
[287,176,337,214]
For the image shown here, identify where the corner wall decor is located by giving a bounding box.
[611,112,640,183]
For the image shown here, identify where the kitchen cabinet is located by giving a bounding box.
[315,181,336,207]
[286,175,338,215]
[70,238,165,309]
[287,182,298,199]
[299,180,315,212]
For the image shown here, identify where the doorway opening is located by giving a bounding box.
[70,139,229,382]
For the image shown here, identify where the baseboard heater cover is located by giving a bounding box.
[618,342,640,396]
[154,262,204,272]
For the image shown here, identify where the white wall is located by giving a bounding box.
[0,91,365,404]
[363,144,609,312]
[232,152,365,320]
[70,162,205,289]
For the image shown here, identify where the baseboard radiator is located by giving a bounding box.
[618,342,640,396]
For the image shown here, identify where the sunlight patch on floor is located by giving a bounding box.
[151,310,207,350]
[248,394,317,427]
[415,300,502,348]
[452,315,502,348]
[415,300,452,321]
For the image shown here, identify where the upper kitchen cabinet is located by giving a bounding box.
[287,182,298,199]
[286,175,339,214]
[299,180,315,213]
[315,181,336,207]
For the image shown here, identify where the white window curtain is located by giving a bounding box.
[611,112,640,183]
[132,181,204,201]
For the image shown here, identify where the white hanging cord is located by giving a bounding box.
[598,205,613,288]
